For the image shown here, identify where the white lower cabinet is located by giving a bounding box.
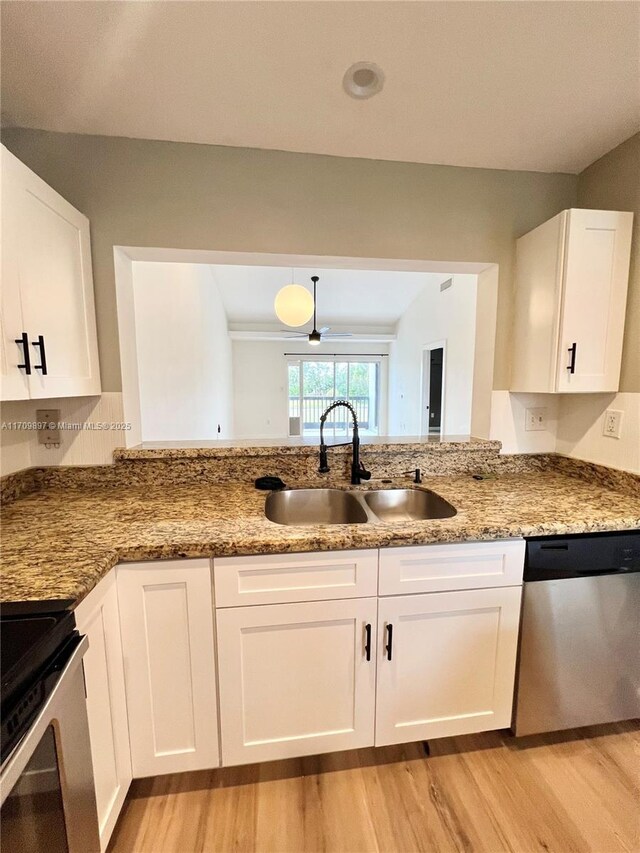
[216,597,378,766]
[375,586,522,746]
[78,540,525,817]
[117,559,220,777]
[75,572,131,852]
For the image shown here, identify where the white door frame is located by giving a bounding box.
[420,339,447,436]
[114,246,495,447]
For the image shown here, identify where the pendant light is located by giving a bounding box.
[274,269,314,327]
[308,276,321,345]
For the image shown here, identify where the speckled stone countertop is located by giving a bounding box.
[114,436,500,460]
[1,466,638,605]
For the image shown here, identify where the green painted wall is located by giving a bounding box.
[2,128,578,392]
[577,133,640,393]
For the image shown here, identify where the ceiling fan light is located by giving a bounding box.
[308,330,322,346]
[274,284,314,327]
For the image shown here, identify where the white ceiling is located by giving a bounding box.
[2,1,638,173]
[211,265,445,327]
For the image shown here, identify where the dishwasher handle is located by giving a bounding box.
[576,567,631,576]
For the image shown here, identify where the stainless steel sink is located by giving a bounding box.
[265,488,368,526]
[265,486,456,525]
[362,488,457,522]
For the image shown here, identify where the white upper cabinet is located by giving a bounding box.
[0,144,101,400]
[510,208,633,394]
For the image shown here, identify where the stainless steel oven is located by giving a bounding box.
[1,608,100,853]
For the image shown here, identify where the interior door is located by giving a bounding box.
[428,348,443,430]
[375,587,521,746]
[217,597,377,766]
[8,147,101,398]
[421,346,444,435]
[556,209,633,393]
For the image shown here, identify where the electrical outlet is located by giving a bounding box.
[36,409,61,447]
[603,409,623,439]
[525,407,548,432]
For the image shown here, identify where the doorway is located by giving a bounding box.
[421,342,445,435]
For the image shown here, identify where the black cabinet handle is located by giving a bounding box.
[32,335,47,375]
[567,342,577,374]
[385,623,393,661]
[364,623,372,661]
[15,332,31,374]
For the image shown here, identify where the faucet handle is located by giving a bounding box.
[358,461,372,481]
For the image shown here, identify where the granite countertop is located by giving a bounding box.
[114,436,500,460]
[1,468,638,605]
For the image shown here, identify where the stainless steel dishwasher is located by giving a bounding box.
[513,530,640,736]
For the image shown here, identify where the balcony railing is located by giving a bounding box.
[289,395,371,430]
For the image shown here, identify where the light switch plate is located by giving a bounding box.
[525,407,548,432]
[603,409,623,439]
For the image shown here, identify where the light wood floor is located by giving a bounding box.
[109,721,640,853]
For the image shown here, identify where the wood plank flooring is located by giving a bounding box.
[109,721,640,853]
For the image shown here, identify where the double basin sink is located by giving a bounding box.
[265,487,457,526]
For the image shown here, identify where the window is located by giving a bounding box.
[288,358,381,438]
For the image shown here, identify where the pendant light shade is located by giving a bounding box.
[274,284,314,327]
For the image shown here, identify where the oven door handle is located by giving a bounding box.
[0,635,89,802]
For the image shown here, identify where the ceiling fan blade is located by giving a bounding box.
[323,333,353,338]
[319,326,331,333]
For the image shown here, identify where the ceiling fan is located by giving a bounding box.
[283,275,353,346]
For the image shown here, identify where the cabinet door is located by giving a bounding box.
[3,145,101,398]
[117,559,219,778]
[510,211,566,394]
[214,549,378,607]
[556,209,633,393]
[217,598,377,766]
[379,540,524,596]
[75,572,131,852]
[0,147,29,400]
[375,586,521,746]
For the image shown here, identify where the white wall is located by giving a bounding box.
[232,341,390,439]
[490,390,639,473]
[232,341,289,439]
[470,266,499,439]
[490,391,559,455]
[388,274,478,436]
[132,262,234,441]
[556,392,640,474]
[0,393,125,475]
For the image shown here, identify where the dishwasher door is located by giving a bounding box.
[513,571,640,736]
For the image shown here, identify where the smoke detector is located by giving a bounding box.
[343,62,385,100]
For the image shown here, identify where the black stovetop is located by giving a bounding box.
[0,600,76,713]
